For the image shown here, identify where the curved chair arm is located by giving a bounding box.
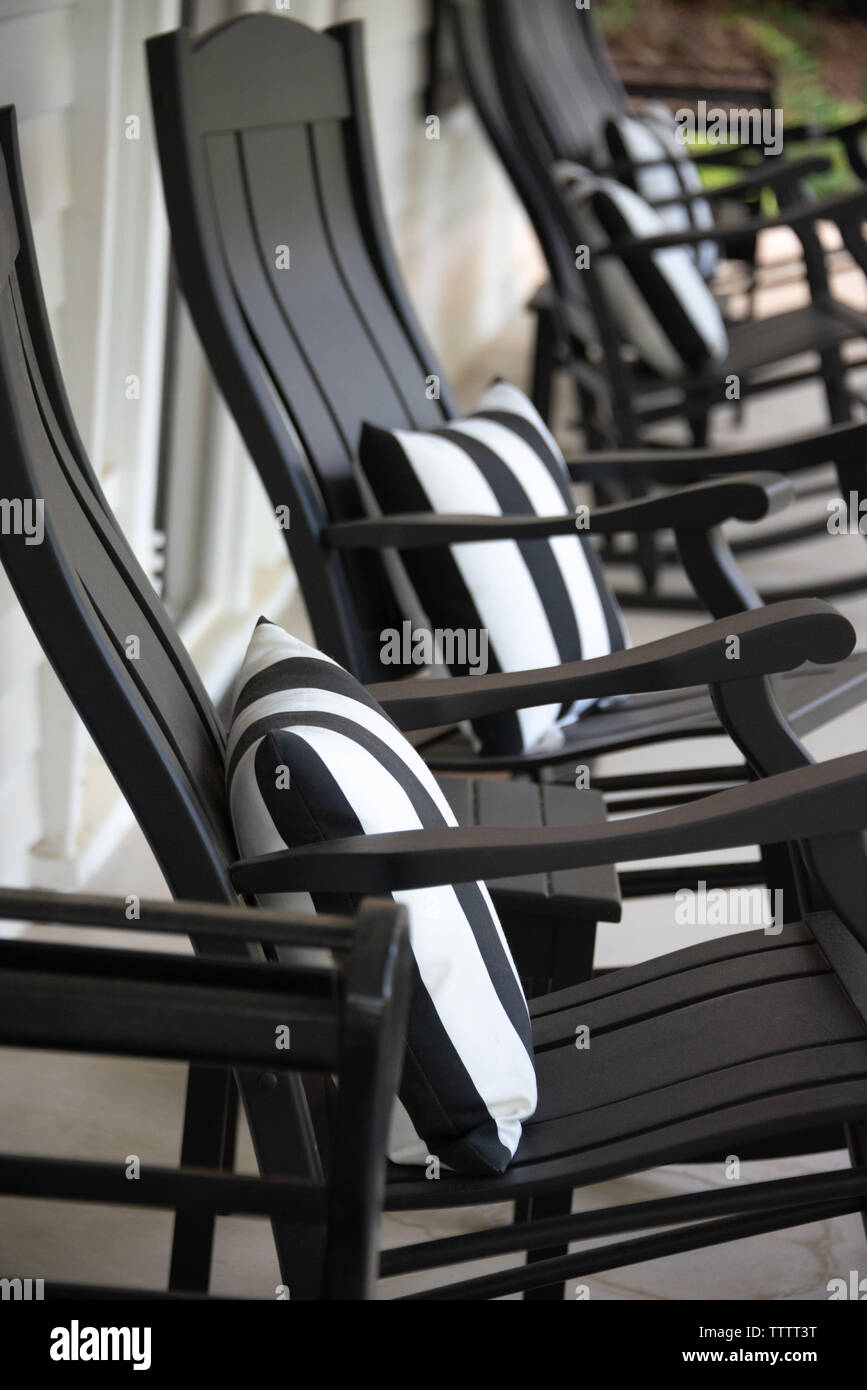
[599,187,867,259]
[567,419,867,487]
[371,599,852,732]
[784,115,867,181]
[615,112,867,179]
[653,155,830,208]
[599,154,827,202]
[322,474,792,550]
[625,80,775,107]
[587,473,792,534]
[229,748,867,895]
[0,885,359,952]
[786,116,867,144]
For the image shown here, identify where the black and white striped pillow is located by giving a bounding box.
[227,619,537,1175]
[357,381,627,757]
[557,164,728,380]
[597,110,718,280]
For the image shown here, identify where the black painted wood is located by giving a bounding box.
[230,744,867,900]
[383,924,867,1212]
[1,32,866,1297]
[145,13,867,782]
[449,0,867,554]
[438,775,618,996]
[369,601,856,733]
[420,656,867,778]
[147,16,453,683]
[0,892,411,1301]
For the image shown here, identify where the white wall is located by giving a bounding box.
[0,0,541,893]
[0,0,92,887]
[338,0,542,375]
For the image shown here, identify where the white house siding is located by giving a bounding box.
[0,0,541,894]
[0,0,78,888]
[337,0,544,376]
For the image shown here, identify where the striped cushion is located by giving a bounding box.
[227,619,537,1175]
[597,110,718,280]
[557,164,728,381]
[357,381,627,756]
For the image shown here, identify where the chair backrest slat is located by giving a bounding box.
[148,15,457,679]
[310,119,449,431]
[203,128,358,479]
[0,938,342,1070]
[230,122,420,461]
[191,10,353,133]
[450,0,600,322]
[498,0,625,161]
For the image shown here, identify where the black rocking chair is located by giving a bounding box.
[141,16,867,790]
[453,0,866,315]
[1,80,867,1298]
[449,0,867,605]
[451,0,867,442]
[0,888,410,1300]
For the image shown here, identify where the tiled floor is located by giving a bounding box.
[2,232,867,1299]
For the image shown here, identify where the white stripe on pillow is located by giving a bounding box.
[556,165,728,380]
[445,417,612,668]
[388,426,565,750]
[227,621,538,1175]
[357,381,628,756]
[597,111,718,280]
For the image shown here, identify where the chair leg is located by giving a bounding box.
[822,345,851,425]
[578,383,607,452]
[515,1191,573,1299]
[508,930,596,1299]
[170,1060,331,1299]
[634,511,659,593]
[531,303,556,424]
[845,1121,867,1242]
[759,840,801,909]
[689,409,709,449]
[551,920,597,993]
[239,1069,329,1298]
[169,1064,238,1293]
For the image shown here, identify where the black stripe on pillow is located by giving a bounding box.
[469,405,626,655]
[246,707,534,1040]
[357,385,628,755]
[590,189,710,365]
[439,425,583,676]
[252,728,513,1173]
[601,119,637,191]
[226,626,538,1175]
[601,115,702,240]
[359,420,522,752]
[469,409,574,504]
[235,655,389,724]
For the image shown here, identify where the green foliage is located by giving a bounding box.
[598,0,641,38]
[741,10,863,198]
[606,1,867,198]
